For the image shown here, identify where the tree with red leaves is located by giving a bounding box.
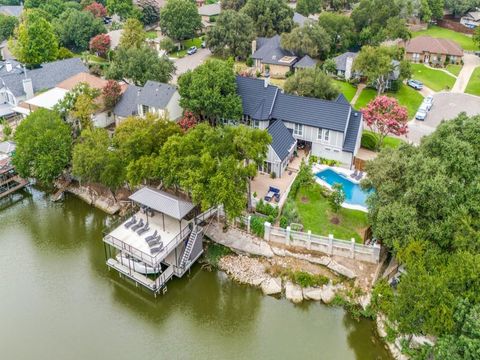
[178,111,199,131]
[362,96,408,149]
[89,33,110,57]
[102,80,122,109]
[84,2,107,18]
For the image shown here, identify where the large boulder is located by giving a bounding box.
[303,287,322,301]
[285,281,303,303]
[327,260,356,279]
[320,284,336,304]
[261,277,282,295]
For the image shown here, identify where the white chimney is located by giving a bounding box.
[251,39,257,55]
[345,56,354,80]
[264,73,270,88]
[23,78,34,100]
[5,61,12,72]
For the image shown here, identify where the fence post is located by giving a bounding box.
[247,215,252,234]
[307,230,311,250]
[286,226,291,245]
[328,234,333,255]
[373,243,381,263]
[264,222,271,241]
[351,238,355,259]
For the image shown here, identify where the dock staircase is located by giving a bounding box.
[180,225,200,269]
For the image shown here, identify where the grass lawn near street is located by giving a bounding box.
[412,26,477,51]
[446,64,462,77]
[362,130,406,150]
[410,63,456,91]
[332,79,357,102]
[294,184,368,243]
[387,84,424,119]
[465,66,480,96]
[353,87,376,109]
[170,37,203,58]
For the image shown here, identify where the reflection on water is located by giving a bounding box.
[0,189,391,360]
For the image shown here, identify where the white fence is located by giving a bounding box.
[237,216,381,264]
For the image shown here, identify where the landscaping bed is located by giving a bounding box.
[410,63,456,91]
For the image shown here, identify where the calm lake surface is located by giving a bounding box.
[0,189,391,360]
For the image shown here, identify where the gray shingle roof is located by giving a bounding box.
[343,110,362,153]
[267,120,296,161]
[113,84,141,117]
[335,93,350,105]
[0,5,23,17]
[0,58,88,98]
[129,187,195,220]
[293,55,317,69]
[293,12,310,27]
[252,35,297,66]
[198,3,221,16]
[333,52,358,72]
[137,81,177,108]
[236,76,278,120]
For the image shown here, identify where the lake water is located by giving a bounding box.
[0,189,390,359]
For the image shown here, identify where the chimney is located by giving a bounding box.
[264,72,270,88]
[23,78,34,100]
[5,61,12,72]
[345,56,354,80]
[251,39,257,55]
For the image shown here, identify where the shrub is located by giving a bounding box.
[256,70,261,77]
[159,37,175,53]
[57,47,74,60]
[255,199,279,218]
[203,242,232,268]
[270,171,276,179]
[292,271,330,288]
[309,155,318,164]
[361,131,379,150]
[246,56,253,67]
[250,215,265,237]
[289,161,313,198]
[252,191,257,198]
[279,216,288,228]
[328,183,345,213]
[281,199,300,225]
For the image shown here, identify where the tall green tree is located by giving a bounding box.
[119,18,146,49]
[0,15,17,41]
[280,22,331,59]
[444,0,479,17]
[106,0,136,19]
[105,45,175,85]
[296,0,322,16]
[178,59,243,121]
[206,10,255,59]
[11,10,59,66]
[353,46,394,94]
[284,68,340,100]
[159,0,201,41]
[13,109,72,185]
[241,0,294,37]
[220,0,246,10]
[317,12,355,53]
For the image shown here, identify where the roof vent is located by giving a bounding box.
[354,112,358,117]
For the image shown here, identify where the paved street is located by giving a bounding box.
[171,48,211,83]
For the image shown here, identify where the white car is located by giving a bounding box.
[415,108,428,121]
[422,96,433,110]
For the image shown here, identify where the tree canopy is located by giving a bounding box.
[220,0,246,11]
[0,14,18,42]
[241,0,294,37]
[281,22,331,59]
[159,0,201,41]
[284,68,340,101]
[296,0,322,16]
[13,109,72,185]
[353,46,397,94]
[119,18,146,49]
[317,12,356,54]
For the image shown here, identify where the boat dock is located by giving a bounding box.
[0,165,28,199]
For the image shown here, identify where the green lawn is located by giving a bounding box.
[412,25,478,51]
[362,130,406,150]
[294,184,368,243]
[332,79,357,102]
[353,88,376,109]
[465,66,480,96]
[410,63,456,91]
[386,84,424,119]
[170,37,203,58]
[446,64,462,77]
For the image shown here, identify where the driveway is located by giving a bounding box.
[405,92,480,144]
[171,48,211,83]
[451,54,480,93]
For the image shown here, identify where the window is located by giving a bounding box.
[317,128,322,140]
[323,129,330,143]
[293,123,303,136]
[141,104,149,115]
[412,53,420,62]
[253,120,260,129]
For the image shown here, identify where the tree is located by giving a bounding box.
[84,2,107,18]
[317,12,356,53]
[178,111,199,131]
[444,0,479,17]
[25,0,67,19]
[159,0,201,41]
[474,26,480,49]
[362,96,408,149]
[106,0,135,19]
[11,10,59,66]
[221,0,246,11]
[54,9,106,52]
[0,15,18,41]
[159,37,175,53]
[329,183,345,213]
[281,23,331,59]
[353,46,394,95]
[206,10,255,59]
[322,58,337,74]
[119,18,146,49]
[178,59,243,121]
[102,80,122,109]
[105,45,175,85]
[296,0,322,16]
[137,0,160,25]
[71,93,99,130]
[89,33,110,57]
[13,109,72,185]
[284,68,340,100]
[241,0,294,37]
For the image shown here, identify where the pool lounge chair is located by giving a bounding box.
[147,235,161,247]
[350,170,358,178]
[124,216,137,229]
[137,224,150,235]
[355,171,364,181]
[150,242,164,255]
[145,230,158,242]
[131,219,144,231]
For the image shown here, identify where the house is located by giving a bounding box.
[251,35,298,78]
[1,58,88,117]
[261,120,297,177]
[0,5,23,17]
[461,11,480,28]
[113,80,182,124]
[402,36,463,66]
[198,2,221,28]
[236,76,363,173]
[293,55,317,71]
[292,12,314,27]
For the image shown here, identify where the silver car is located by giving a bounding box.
[422,95,433,110]
[415,108,428,121]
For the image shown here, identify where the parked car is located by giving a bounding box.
[407,79,423,90]
[415,108,428,121]
[475,51,480,57]
[422,95,433,110]
[201,41,206,48]
[187,46,197,55]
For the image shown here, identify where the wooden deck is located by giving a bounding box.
[0,175,29,199]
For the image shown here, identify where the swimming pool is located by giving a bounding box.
[315,168,372,208]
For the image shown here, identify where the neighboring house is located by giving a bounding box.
[236,76,363,172]
[293,55,317,71]
[251,35,298,78]
[0,58,88,118]
[292,12,313,27]
[113,80,182,124]
[0,5,23,17]
[198,2,221,29]
[402,36,463,66]
[460,11,480,28]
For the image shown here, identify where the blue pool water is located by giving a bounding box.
[316,168,372,208]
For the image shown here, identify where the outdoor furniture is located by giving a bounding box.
[150,242,164,255]
[147,235,161,246]
[131,219,144,231]
[273,193,280,202]
[264,186,280,201]
[350,170,358,178]
[264,191,275,202]
[124,216,137,229]
[137,224,150,235]
[355,171,364,180]
[145,230,158,242]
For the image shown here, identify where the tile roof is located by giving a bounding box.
[267,120,296,161]
[236,76,278,120]
[293,55,317,69]
[252,35,297,66]
[57,72,109,91]
[333,52,358,72]
[404,36,464,57]
[343,109,362,153]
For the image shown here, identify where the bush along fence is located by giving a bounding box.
[237,215,382,264]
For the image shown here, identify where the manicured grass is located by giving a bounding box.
[386,84,424,119]
[170,37,203,58]
[332,79,357,102]
[410,63,456,91]
[294,184,368,243]
[465,66,480,96]
[446,64,462,77]
[412,25,477,51]
[353,88,376,109]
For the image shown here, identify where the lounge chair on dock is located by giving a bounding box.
[137,224,150,235]
[145,230,158,242]
[124,216,137,229]
[131,219,144,231]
